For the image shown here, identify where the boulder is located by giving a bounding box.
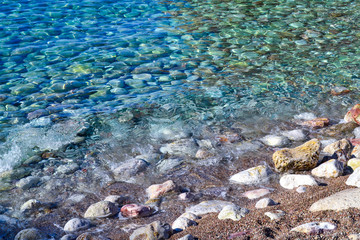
[310,188,360,211]
[344,104,360,124]
[272,139,321,172]
[279,174,318,189]
[229,165,273,185]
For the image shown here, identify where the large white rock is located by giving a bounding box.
[291,222,336,234]
[346,168,360,187]
[311,159,343,178]
[260,135,289,147]
[310,188,360,211]
[279,174,318,189]
[230,165,273,185]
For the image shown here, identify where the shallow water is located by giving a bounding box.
[0,0,360,175]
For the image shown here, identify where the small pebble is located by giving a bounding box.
[255,198,278,209]
[296,186,307,193]
[265,210,285,220]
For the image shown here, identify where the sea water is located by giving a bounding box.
[1,0,360,173]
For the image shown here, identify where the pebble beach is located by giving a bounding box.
[2,0,360,239]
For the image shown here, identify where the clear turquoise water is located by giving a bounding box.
[1,0,360,171]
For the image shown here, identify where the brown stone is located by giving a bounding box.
[301,118,329,129]
[320,122,358,138]
[345,104,360,124]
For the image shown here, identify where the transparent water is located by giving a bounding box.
[1,0,360,172]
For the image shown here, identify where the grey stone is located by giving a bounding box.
[130,221,172,240]
[20,199,42,212]
[14,228,45,240]
[159,139,198,157]
[186,200,234,216]
[0,215,23,240]
[16,176,41,190]
[310,188,360,211]
[113,159,149,183]
[280,174,318,189]
[84,201,118,219]
[57,163,79,175]
[64,218,91,232]
[60,234,77,240]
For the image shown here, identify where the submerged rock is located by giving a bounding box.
[146,180,176,199]
[16,176,41,190]
[84,201,118,219]
[159,139,198,157]
[301,118,329,129]
[281,129,307,141]
[320,122,358,138]
[186,200,234,216]
[229,165,273,185]
[279,174,318,189]
[311,159,344,178]
[20,199,42,212]
[291,222,336,234]
[130,221,172,240]
[113,158,149,183]
[310,188,360,211]
[272,139,320,172]
[14,228,45,240]
[218,205,249,221]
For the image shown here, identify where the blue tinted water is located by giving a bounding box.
[1,0,360,172]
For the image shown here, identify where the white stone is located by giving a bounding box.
[310,188,360,211]
[230,165,273,185]
[16,176,41,190]
[281,129,307,141]
[279,174,318,189]
[346,167,360,187]
[159,139,198,157]
[311,159,343,178]
[186,200,234,216]
[172,217,197,231]
[218,205,249,221]
[354,127,360,138]
[20,199,42,212]
[291,222,336,234]
[242,188,271,199]
[255,198,278,209]
[260,135,289,147]
[264,210,285,220]
[294,112,317,120]
[64,218,91,232]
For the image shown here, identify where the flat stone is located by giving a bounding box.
[272,139,320,172]
[120,204,153,218]
[14,228,44,240]
[291,222,336,234]
[84,201,118,219]
[311,159,344,178]
[64,218,91,232]
[242,188,271,199]
[260,135,289,147]
[16,176,41,190]
[146,180,176,199]
[218,205,249,221]
[348,158,360,171]
[229,165,273,185]
[301,118,329,129]
[280,174,318,189]
[255,198,278,209]
[186,200,234,216]
[130,221,172,240]
[264,210,285,220]
[346,168,360,187]
[281,129,307,141]
[310,188,360,211]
